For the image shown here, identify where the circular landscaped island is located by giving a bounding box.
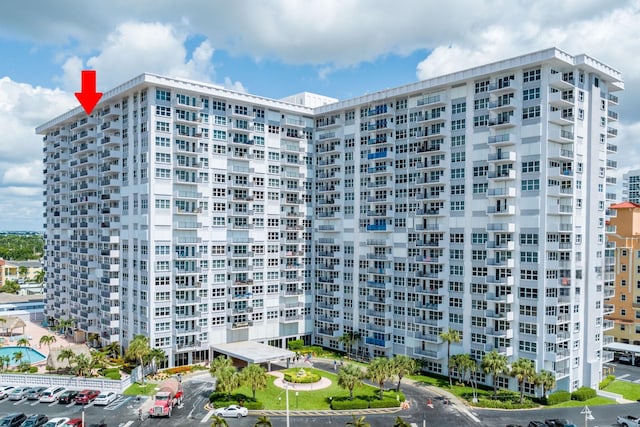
[283,368,321,384]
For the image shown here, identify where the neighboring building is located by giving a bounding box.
[2,260,44,283]
[623,169,640,204]
[0,259,5,287]
[38,47,622,392]
[605,202,640,345]
[0,293,45,323]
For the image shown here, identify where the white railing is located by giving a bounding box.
[0,373,133,393]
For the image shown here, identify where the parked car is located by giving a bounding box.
[93,392,117,406]
[0,386,14,399]
[86,423,106,427]
[57,390,79,404]
[74,389,100,405]
[545,420,577,427]
[215,405,249,418]
[25,387,49,400]
[39,387,66,403]
[619,355,633,364]
[8,387,29,401]
[528,422,546,427]
[0,414,27,427]
[42,419,70,427]
[63,419,82,427]
[20,414,48,427]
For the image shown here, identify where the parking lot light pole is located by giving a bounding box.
[285,383,290,427]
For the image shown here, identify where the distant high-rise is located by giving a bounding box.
[39,47,622,392]
[623,169,640,204]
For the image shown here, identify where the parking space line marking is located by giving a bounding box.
[201,410,215,423]
[122,422,133,427]
[618,374,630,379]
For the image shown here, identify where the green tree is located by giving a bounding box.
[393,417,412,427]
[18,266,28,279]
[253,415,272,427]
[146,347,166,373]
[216,366,240,399]
[366,357,392,399]
[240,363,268,400]
[1,355,11,371]
[510,358,536,403]
[481,350,509,398]
[34,270,45,284]
[210,416,229,427]
[72,353,92,377]
[390,355,416,392]
[90,351,107,372]
[39,334,57,351]
[439,327,461,387]
[337,363,364,400]
[12,350,23,366]
[125,335,152,384]
[210,355,234,377]
[0,279,20,294]
[345,415,370,427]
[455,354,475,385]
[87,332,100,349]
[56,348,76,371]
[16,337,30,347]
[57,317,76,336]
[537,369,556,398]
[104,341,121,359]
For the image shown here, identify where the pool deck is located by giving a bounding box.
[1,320,80,372]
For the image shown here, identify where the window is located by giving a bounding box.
[523,69,540,82]
[451,119,465,130]
[474,80,489,93]
[474,98,489,110]
[474,115,489,127]
[156,89,170,101]
[522,161,540,173]
[451,168,465,179]
[521,179,540,191]
[452,103,466,114]
[522,88,540,100]
[522,106,540,119]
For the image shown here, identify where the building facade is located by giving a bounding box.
[39,48,622,391]
[623,169,640,204]
[605,202,640,345]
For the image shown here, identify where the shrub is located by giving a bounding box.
[244,400,263,410]
[283,372,321,383]
[599,374,615,390]
[163,366,192,375]
[105,371,121,380]
[547,390,571,405]
[471,398,537,409]
[287,339,304,351]
[571,387,596,401]
[330,399,369,410]
[28,366,38,373]
[369,398,400,408]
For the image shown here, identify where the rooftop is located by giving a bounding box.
[212,341,295,364]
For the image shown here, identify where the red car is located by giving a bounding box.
[74,390,100,404]
[64,419,83,427]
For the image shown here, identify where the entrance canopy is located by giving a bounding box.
[212,341,295,365]
[604,342,640,355]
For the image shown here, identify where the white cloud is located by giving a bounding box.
[223,77,248,93]
[58,21,216,91]
[2,161,43,187]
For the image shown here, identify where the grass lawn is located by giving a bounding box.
[603,380,640,401]
[229,368,403,410]
[123,382,159,396]
[550,396,616,408]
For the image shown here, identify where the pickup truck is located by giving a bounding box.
[617,415,640,427]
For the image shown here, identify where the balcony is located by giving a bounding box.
[486,205,515,215]
[486,187,516,198]
[413,348,444,360]
[365,337,389,348]
[548,110,574,126]
[487,151,516,163]
[487,170,516,181]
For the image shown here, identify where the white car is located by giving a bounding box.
[39,386,66,403]
[215,405,249,418]
[93,391,117,406]
[43,418,70,427]
[0,386,14,399]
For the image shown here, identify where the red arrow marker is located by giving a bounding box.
[75,70,103,115]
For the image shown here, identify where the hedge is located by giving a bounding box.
[164,366,192,375]
[330,399,370,410]
[599,374,615,390]
[209,392,263,410]
[547,390,571,405]
[283,372,321,383]
[471,398,537,409]
[368,398,401,408]
[571,387,596,401]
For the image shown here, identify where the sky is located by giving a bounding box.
[0,0,639,231]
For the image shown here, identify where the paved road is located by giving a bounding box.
[605,361,640,383]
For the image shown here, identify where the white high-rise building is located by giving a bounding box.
[39,48,622,391]
[623,169,640,204]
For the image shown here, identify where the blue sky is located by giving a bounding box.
[0,0,639,230]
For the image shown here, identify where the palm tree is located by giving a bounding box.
[439,327,461,386]
[510,358,536,403]
[16,337,30,348]
[337,363,364,400]
[104,341,121,359]
[12,350,23,366]
[366,357,391,400]
[210,355,234,377]
[209,415,229,427]
[481,350,509,398]
[345,415,370,427]
[125,335,151,384]
[253,415,272,427]
[57,317,75,336]
[57,348,76,371]
[87,332,100,348]
[90,351,107,373]
[537,370,556,398]
[39,334,56,351]
[448,354,459,386]
[18,266,28,280]
[34,269,45,284]
[216,365,240,400]
[393,417,412,427]
[240,363,268,400]
[146,347,166,373]
[390,355,416,392]
[455,354,474,385]
[2,355,11,371]
[72,353,92,377]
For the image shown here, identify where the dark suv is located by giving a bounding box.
[545,420,577,427]
[0,413,27,427]
[20,414,48,427]
[528,422,546,427]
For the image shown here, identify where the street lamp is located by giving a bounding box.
[581,405,594,427]
[285,383,290,427]
[296,391,299,409]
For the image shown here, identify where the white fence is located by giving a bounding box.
[0,373,133,393]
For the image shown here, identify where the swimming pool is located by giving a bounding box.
[0,346,46,365]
